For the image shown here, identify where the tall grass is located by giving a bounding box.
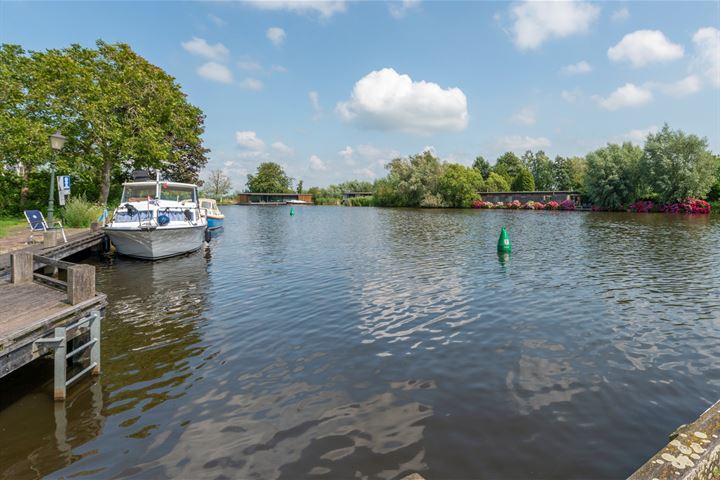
[62,196,104,228]
[0,217,25,238]
[343,196,375,207]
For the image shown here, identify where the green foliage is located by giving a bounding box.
[374,151,445,207]
[203,169,232,199]
[296,180,304,194]
[522,150,554,190]
[484,172,511,192]
[419,193,445,208]
[641,124,716,203]
[554,156,587,191]
[708,155,720,201]
[343,195,374,206]
[472,156,491,180]
[437,164,484,207]
[585,143,642,209]
[246,162,292,193]
[62,195,104,228]
[511,168,536,191]
[493,152,524,184]
[0,217,25,238]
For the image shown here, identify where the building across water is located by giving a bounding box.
[480,191,581,205]
[235,193,314,205]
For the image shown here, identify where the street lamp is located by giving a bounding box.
[47,131,67,224]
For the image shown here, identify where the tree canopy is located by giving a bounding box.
[437,164,485,207]
[246,162,293,193]
[585,143,642,209]
[472,156,491,180]
[511,168,536,191]
[204,169,232,199]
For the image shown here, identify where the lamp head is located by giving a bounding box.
[49,131,67,151]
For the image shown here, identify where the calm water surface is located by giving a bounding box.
[1,207,719,479]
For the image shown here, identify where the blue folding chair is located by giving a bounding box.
[24,210,67,243]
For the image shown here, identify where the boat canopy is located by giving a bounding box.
[121,181,198,203]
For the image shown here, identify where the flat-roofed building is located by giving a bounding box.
[235,193,314,205]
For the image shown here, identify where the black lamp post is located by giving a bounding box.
[47,131,67,224]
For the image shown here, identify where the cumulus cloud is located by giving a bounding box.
[239,78,264,90]
[509,1,600,50]
[610,7,629,22]
[655,75,702,97]
[339,146,354,164]
[389,0,420,19]
[561,60,592,75]
[608,30,684,67]
[594,83,653,110]
[692,27,720,88]
[197,62,233,83]
[182,37,229,61]
[336,68,468,134]
[244,1,347,18]
[495,135,551,152]
[309,155,327,171]
[561,88,581,104]
[236,131,265,150]
[623,125,659,144]
[510,106,536,125]
[271,141,294,155]
[267,27,286,46]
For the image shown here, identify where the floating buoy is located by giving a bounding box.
[497,227,512,253]
[290,207,295,216]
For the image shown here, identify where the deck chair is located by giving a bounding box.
[24,210,67,243]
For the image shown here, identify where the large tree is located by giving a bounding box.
[585,143,642,209]
[375,151,445,207]
[511,168,536,191]
[472,155,491,180]
[204,169,232,199]
[246,162,293,193]
[493,152,524,184]
[641,124,716,203]
[437,164,484,207]
[523,150,554,190]
[553,155,587,191]
[484,172,511,192]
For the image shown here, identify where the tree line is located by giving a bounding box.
[0,41,209,216]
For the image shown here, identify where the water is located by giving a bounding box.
[1,207,719,479]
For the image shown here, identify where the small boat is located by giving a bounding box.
[199,198,225,230]
[286,199,310,205]
[104,173,207,260]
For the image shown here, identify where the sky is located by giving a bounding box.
[1,1,719,189]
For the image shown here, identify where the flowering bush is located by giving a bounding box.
[534,202,545,210]
[559,199,576,211]
[507,200,522,209]
[522,201,535,209]
[546,201,560,210]
[660,198,711,214]
[472,200,494,209]
[629,200,656,213]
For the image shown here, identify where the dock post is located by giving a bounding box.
[44,230,58,247]
[10,252,33,284]
[90,310,101,375]
[67,265,96,305]
[53,327,67,401]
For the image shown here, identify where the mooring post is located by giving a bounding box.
[10,252,33,284]
[67,265,95,305]
[90,310,101,375]
[44,230,58,247]
[53,326,67,401]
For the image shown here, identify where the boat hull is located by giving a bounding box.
[207,216,224,230]
[104,225,206,260]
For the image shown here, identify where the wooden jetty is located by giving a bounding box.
[0,230,107,401]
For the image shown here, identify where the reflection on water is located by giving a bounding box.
[0,208,719,479]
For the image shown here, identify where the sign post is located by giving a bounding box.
[57,175,71,206]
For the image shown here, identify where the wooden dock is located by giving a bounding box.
[0,251,106,400]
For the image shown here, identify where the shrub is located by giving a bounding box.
[559,199,576,210]
[629,200,656,213]
[420,193,445,208]
[659,198,711,214]
[343,196,374,207]
[546,201,560,210]
[472,200,493,209]
[507,200,522,209]
[534,202,545,210]
[62,195,104,227]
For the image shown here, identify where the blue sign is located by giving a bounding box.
[61,175,71,191]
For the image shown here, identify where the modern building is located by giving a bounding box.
[480,191,581,205]
[235,193,314,205]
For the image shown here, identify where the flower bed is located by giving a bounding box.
[471,199,575,210]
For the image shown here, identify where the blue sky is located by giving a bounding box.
[2,1,718,189]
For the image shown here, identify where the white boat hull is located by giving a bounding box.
[105,225,206,260]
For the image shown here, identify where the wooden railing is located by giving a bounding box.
[10,252,96,305]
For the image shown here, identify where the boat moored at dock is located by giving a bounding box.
[199,198,225,230]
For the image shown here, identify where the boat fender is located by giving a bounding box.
[205,229,211,242]
[183,209,193,221]
[158,214,170,226]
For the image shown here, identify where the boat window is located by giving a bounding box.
[122,186,156,203]
[160,186,196,202]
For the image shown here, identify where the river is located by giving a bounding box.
[1,206,719,479]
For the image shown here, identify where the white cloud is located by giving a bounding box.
[656,75,702,97]
[309,155,327,171]
[389,0,420,19]
[271,141,294,155]
[238,59,262,71]
[197,62,233,83]
[561,60,592,75]
[610,7,629,22]
[692,27,720,88]
[267,27,286,46]
[208,13,226,27]
[244,1,347,18]
[561,88,581,104]
[309,91,321,111]
[495,135,551,152]
[240,78,264,90]
[271,65,288,73]
[182,37,229,62]
[509,1,600,50]
[352,167,376,179]
[339,146,354,164]
[235,131,265,150]
[510,106,536,125]
[608,30,684,67]
[623,125,659,144]
[336,68,468,134]
[594,83,653,110]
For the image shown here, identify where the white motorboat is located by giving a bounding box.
[104,174,207,260]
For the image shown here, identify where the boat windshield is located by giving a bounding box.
[200,200,216,209]
[122,185,156,203]
[160,186,196,203]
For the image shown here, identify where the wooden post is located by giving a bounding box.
[10,252,33,284]
[44,230,58,247]
[90,222,100,232]
[54,327,67,401]
[66,265,95,305]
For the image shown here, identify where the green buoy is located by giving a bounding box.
[290,207,295,216]
[497,227,511,253]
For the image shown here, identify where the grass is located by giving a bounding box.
[0,217,26,238]
[62,196,104,228]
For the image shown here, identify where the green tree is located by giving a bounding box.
[523,150,554,190]
[484,172,511,191]
[707,155,720,201]
[374,151,445,207]
[553,155,587,191]
[204,169,232,199]
[246,162,292,193]
[472,155,491,180]
[641,124,716,203]
[585,143,642,209]
[437,164,485,207]
[296,179,304,194]
[493,152,524,185]
[511,168,536,191]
